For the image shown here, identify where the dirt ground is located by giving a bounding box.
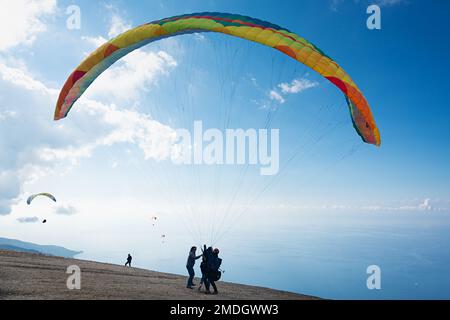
[0,250,318,300]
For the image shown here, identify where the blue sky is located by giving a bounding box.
[1,0,450,299]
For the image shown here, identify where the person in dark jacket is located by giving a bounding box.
[125,254,132,267]
[200,246,213,291]
[204,248,221,295]
[198,254,208,291]
[186,246,202,289]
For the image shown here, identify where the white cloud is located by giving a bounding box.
[108,14,131,38]
[17,216,39,223]
[39,144,95,165]
[85,49,177,103]
[0,61,63,214]
[279,79,319,94]
[79,14,178,105]
[82,36,108,48]
[93,103,178,160]
[418,198,432,211]
[194,33,206,41]
[0,0,57,51]
[421,199,432,208]
[0,110,18,122]
[330,0,407,12]
[23,12,181,173]
[0,62,58,96]
[330,0,344,12]
[0,10,176,218]
[265,77,318,107]
[250,77,259,88]
[34,98,179,166]
[49,98,179,161]
[375,0,408,7]
[269,90,285,104]
[268,198,448,213]
[0,171,21,215]
[54,205,77,215]
[0,58,179,216]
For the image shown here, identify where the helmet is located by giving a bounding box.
[213,248,220,254]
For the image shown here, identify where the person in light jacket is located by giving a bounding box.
[186,246,202,289]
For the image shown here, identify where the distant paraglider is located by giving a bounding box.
[27,193,57,205]
[151,216,158,227]
[26,193,56,225]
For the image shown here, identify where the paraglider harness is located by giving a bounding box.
[209,257,222,281]
[213,270,222,281]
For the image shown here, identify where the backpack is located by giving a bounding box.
[208,257,222,271]
[213,270,222,281]
[209,258,222,281]
[216,258,222,270]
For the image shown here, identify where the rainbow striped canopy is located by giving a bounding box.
[55,12,380,146]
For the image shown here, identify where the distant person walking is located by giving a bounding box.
[125,254,132,267]
[186,246,202,289]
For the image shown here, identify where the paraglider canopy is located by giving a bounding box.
[27,193,57,205]
[54,12,380,146]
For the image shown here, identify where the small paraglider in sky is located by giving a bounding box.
[26,193,55,226]
[27,193,56,205]
[151,216,158,227]
[161,234,166,243]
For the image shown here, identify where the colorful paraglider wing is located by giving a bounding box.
[27,193,57,205]
[54,12,380,146]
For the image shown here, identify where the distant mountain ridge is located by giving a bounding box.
[0,237,82,258]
